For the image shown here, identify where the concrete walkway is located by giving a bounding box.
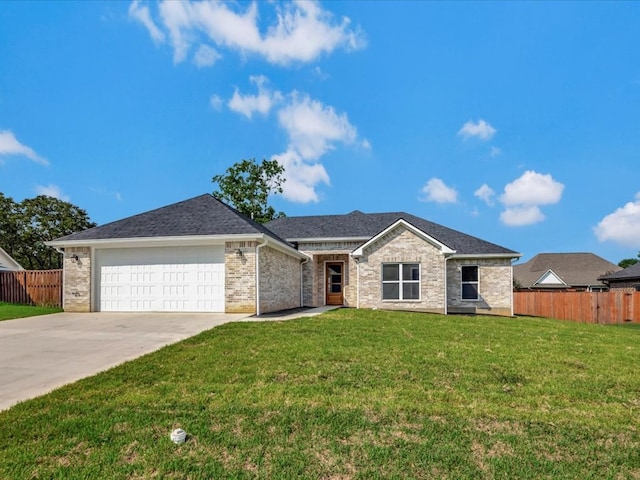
[0,307,336,412]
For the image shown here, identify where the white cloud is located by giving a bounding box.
[500,206,545,226]
[490,146,501,157]
[129,0,165,44]
[276,92,363,202]
[278,92,358,160]
[0,130,48,165]
[498,170,564,226]
[419,178,458,204]
[194,44,222,67]
[89,187,122,202]
[225,78,365,203]
[594,193,640,248]
[133,0,365,67]
[500,170,564,206]
[474,184,495,206]
[228,75,282,119]
[272,149,330,203]
[458,119,496,141]
[35,184,69,201]
[209,94,223,111]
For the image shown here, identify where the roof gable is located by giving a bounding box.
[534,269,567,286]
[352,219,456,256]
[0,246,23,271]
[266,211,518,257]
[514,253,621,288]
[49,194,290,246]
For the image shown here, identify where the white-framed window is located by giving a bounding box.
[461,265,479,300]
[382,263,420,300]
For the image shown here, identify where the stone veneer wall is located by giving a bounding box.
[63,246,91,312]
[446,258,513,316]
[258,246,302,314]
[225,241,257,313]
[358,226,446,313]
[298,241,362,307]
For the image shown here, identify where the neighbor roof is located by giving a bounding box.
[514,253,620,288]
[599,262,640,281]
[0,246,23,271]
[50,194,290,246]
[266,210,519,256]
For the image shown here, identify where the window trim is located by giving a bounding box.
[381,262,421,301]
[461,265,480,301]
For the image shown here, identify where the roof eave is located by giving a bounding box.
[286,236,371,243]
[46,233,308,260]
[449,252,522,260]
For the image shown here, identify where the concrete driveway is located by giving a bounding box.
[0,312,249,411]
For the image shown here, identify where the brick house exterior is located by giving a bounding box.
[49,195,520,316]
[599,262,640,292]
[267,211,520,316]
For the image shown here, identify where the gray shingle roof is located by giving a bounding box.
[514,253,621,288]
[266,210,518,256]
[52,194,289,244]
[599,262,640,281]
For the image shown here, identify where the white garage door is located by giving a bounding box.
[96,246,225,312]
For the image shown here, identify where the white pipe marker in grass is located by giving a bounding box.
[170,428,186,444]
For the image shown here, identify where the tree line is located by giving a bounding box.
[0,193,96,270]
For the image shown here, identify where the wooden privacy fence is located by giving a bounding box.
[0,270,63,307]
[514,291,640,324]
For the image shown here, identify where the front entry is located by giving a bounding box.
[325,262,344,305]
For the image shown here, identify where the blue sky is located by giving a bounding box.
[1,1,640,265]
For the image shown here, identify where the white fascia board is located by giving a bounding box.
[448,253,522,260]
[46,234,261,249]
[47,233,308,260]
[288,236,370,244]
[351,219,456,257]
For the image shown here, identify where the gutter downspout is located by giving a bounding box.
[255,239,267,316]
[54,247,66,311]
[444,254,448,315]
[510,257,515,317]
[355,257,360,309]
[300,256,309,308]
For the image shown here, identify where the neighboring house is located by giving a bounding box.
[513,253,621,292]
[599,262,640,292]
[47,194,521,316]
[0,246,23,271]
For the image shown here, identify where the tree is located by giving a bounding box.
[0,193,20,258]
[212,158,286,224]
[0,194,96,270]
[619,252,640,269]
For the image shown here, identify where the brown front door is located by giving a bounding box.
[325,262,344,305]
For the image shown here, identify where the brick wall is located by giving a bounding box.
[63,246,91,312]
[357,226,447,313]
[446,258,513,316]
[258,246,302,314]
[608,281,640,292]
[225,241,257,313]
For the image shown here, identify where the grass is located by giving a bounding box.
[1,309,640,479]
[0,301,62,321]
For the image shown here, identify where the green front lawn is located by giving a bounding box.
[0,302,62,321]
[1,309,639,478]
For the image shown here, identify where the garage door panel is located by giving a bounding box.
[97,246,225,312]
